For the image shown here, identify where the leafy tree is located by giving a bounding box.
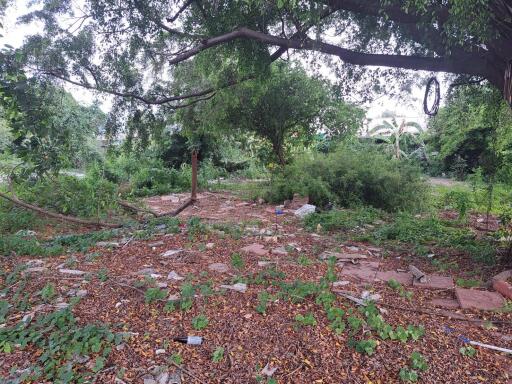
[427,85,512,180]
[13,0,512,109]
[187,63,363,165]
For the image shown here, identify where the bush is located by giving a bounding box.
[15,174,118,218]
[304,207,384,232]
[266,146,430,212]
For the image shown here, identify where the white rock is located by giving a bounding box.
[59,269,85,275]
[261,363,278,377]
[219,283,247,293]
[155,349,166,355]
[167,271,184,281]
[206,242,215,249]
[208,263,229,273]
[161,249,184,258]
[294,204,316,218]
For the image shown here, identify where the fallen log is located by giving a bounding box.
[118,200,159,217]
[0,190,122,228]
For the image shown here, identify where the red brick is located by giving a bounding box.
[493,280,512,300]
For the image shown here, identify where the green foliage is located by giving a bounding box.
[97,268,109,282]
[187,216,207,239]
[144,288,168,304]
[230,253,245,270]
[265,146,429,212]
[456,278,481,288]
[387,279,413,300]
[326,307,346,334]
[0,309,122,382]
[410,351,428,371]
[399,368,419,382]
[304,207,384,232]
[0,202,41,234]
[40,283,56,303]
[444,190,473,221]
[0,233,64,257]
[294,312,317,327]
[255,291,270,314]
[459,345,477,357]
[191,314,209,330]
[354,339,377,355]
[170,353,183,365]
[212,346,225,363]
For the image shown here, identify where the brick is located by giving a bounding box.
[493,280,512,300]
[455,288,505,311]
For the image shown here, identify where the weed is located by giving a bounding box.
[0,300,9,322]
[144,288,168,304]
[410,351,428,371]
[459,345,477,357]
[256,291,270,314]
[304,207,384,232]
[170,353,183,365]
[387,279,413,300]
[97,268,109,282]
[399,368,419,382]
[187,217,207,239]
[212,346,225,363]
[297,254,312,266]
[295,312,317,327]
[40,283,56,303]
[326,307,346,334]
[354,339,377,355]
[231,253,245,270]
[191,314,209,330]
[456,278,481,288]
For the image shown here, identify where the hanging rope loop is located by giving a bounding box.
[423,77,440,116]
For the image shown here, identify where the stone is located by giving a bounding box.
[168,293,180,301]
[332,280,350,288]
[413,275,454,290]
[219,283,247,293]
[156,371,170,384]
[455,288,505,310]
[96,241,120,248]
[142,375,157,384]
[161,249,184,258]
[155,349,166,355]
[271,247,288,255]
[26,259,44,267]
[430,298,460,309]
[76,290,88,298]
[241,243,268,256]
[24,267,47,274]
[294,204,316,218]
[261,362,278,377]
[258,261,276,267]
[361,290,381,302]
[148,241,165,247]
[339,261,380,283]
[59,269,85,276]
[492,270,512,283]
[375,271,413,286]
[206,242,215,249]
[55,302,69,309]
[208,263,229,273]
[157,282,168,288]
[493,280,512,300]
[167,271,184,281]
[16,229,37,237]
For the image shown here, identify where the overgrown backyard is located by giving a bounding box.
[2,1,512,383]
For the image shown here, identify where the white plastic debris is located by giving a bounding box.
[294,204,316,218]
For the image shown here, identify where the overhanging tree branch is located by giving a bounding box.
[169,27,489,78]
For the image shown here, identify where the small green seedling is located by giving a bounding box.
[191,314,209,330]
[399,368,419,382]
[144,288,167,303]
[212,346,225,363]
[459,345,477,357]
[294,312,317,327]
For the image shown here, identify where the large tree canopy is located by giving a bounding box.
[12,0,512,112]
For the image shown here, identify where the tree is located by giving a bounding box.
[369,118,423,159]
[15,0,512,108]
[172,62,363,165]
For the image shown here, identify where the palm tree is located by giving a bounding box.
[369,118,424,159]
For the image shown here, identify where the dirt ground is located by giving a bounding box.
[1,192,512,383]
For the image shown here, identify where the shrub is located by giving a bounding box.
[0,202,41,234]
[265,146,430,212]
[304,207,384,232]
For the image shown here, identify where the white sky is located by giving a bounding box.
[1,1,447,130]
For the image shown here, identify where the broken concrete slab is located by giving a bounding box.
[455,287,505,311]
[375,270,413,286]
[413,275,454,290]
[208,263,230,273]
[339,261,380,283]
[219,283,247,293]
[492,270,512,283]
[294,204,316,218]
[24,267,47,274]
[430,298,460,309]
[241,243,268,256]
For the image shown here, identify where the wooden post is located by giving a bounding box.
[191,150,198,201]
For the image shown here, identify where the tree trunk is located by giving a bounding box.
[191,149,198,201]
